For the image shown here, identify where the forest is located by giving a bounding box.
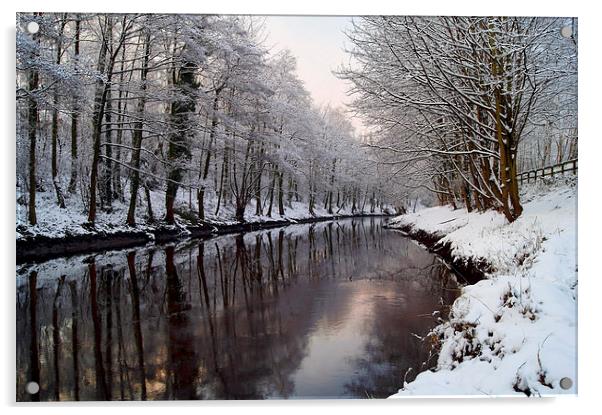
[16,13,390,235]
[340,16,577,222]
[16,14,577,233]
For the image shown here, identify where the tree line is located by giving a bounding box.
[339,16,577,221]
[16,13,390,229]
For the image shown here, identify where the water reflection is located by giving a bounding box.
[16,217,458,401]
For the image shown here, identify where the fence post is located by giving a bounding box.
[519,159,577,186]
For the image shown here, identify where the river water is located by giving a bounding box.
[16,217,459,401]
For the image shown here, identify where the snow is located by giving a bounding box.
[388,176,577,396]
[16,185,392,241]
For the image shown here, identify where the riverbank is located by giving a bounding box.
[16,191,393,263]
[387,176,577,396]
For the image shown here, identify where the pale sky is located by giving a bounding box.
[263,16,362,129]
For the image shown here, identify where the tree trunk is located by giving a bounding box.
[68,15,80,195]
[126,29,151,226]
[165,59,196,224]
[51,18,66,208]
[214,149,227,217]
[254,140,265,216]
[267,170,276,217]
[489,25,523,222]
[198,90,220,220]
[87,17,110,224]
[113,43,129,202]
[27,62,38,225]
[287,175,294,207]
[277,171,285,216]
[103,87,113,209]
[235,203,245,222]
[144,184,154,223]
[327,159,336,214]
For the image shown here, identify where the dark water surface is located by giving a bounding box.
[16,217,459,401]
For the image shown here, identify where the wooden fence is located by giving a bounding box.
[518,158,578,184]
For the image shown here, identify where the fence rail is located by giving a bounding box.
[518,158,578,184]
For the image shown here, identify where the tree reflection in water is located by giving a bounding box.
[16,217,459,401]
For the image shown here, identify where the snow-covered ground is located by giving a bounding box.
[16,186,392,241]
[388,176,577,396]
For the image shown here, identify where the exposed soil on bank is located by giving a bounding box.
[17,214,393,264]
[385,222,493,285]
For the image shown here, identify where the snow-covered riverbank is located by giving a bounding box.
[16,188,393,262]
[388,176,577,396]
[17,187,393,242]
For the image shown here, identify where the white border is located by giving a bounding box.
[2,1,599,414]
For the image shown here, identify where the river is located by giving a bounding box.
[16,217,459,401]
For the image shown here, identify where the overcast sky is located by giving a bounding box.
[263,16,359,123]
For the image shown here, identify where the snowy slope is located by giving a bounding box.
[388,176,577,396]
